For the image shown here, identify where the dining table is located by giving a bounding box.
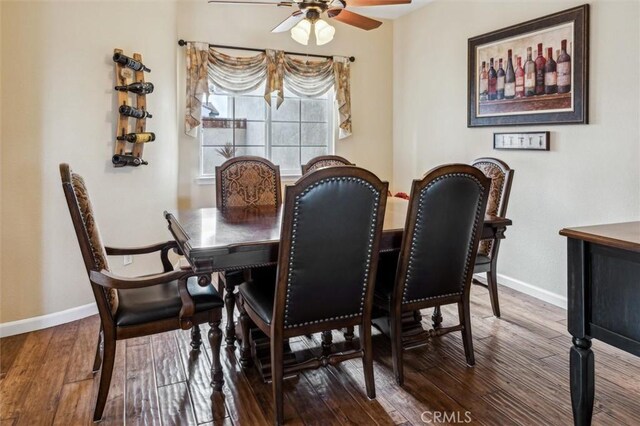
[165,197,513,380]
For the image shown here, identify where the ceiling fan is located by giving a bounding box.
[207,0,411,45]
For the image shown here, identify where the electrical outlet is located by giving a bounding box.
[123,255,133,266]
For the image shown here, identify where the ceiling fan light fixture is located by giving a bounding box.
[314,19,335,46]
[291,19,311,45]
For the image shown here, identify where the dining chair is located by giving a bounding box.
[60,164,224,422]
[373,164,490,385]
[470,157,514,318]
[215,155,282,349]
[301,155,354,175]
[236,166,388,425]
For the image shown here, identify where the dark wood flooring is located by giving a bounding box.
[1,284,639,425]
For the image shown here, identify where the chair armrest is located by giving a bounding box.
[105,241,181,272]
[105,240,178,255]
[89,268,192,290]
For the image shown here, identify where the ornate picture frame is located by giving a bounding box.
[468,5,589,127]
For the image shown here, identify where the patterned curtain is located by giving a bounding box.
[184,44,353,139]
[185,42,210,137]
[333,57,352,138]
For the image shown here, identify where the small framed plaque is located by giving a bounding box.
[494,131,550,150]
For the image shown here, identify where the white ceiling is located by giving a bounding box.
[349,0,432,20]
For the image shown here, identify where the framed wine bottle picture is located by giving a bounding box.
[468,4,589,127]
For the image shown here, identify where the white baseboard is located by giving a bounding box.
[476,273,567,310]
[0,302,98,338]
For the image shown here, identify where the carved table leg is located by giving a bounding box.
[321,331,333,351]
[344,326,355,343]
[239,307,253,368]
[570,337,594,426]
[219,271,240,348]
[432,306,443,329]
[209,318,224,391]
[190,325,202,352]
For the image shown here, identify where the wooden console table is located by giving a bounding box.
[560,222,640,426]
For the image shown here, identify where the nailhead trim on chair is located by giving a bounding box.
[284,177,381,329]
[402,173,485,304]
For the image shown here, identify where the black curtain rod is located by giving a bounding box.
[178,39,355,62]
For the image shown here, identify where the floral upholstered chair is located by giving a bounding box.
[471,157,514,318]
[301,155,354,175]
[215,156,282,347]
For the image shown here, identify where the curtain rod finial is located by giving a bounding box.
[178,39,186,46]
[349,56,355,62]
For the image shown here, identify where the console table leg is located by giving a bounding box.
[570,337,594,426]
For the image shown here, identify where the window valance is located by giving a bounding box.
[185,42,352,139]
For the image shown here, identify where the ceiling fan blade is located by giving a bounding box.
[345,0,411,6]
[272,11,305,33]
[326,8,382,30]
[208,0,293,6]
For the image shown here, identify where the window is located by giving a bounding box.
[200,84,335,178]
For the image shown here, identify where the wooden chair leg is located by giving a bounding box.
[93,333,116,422]
[321,330,333,350]
[486,269,501,318]
[390,310,404,386]
[344,326,355,343]
[458,300,475,366]
[359,323,376,399]
[208,317,224,391]
[432,306,443,329]
[191,325,202,352]
[92,325,103,373]
[271,334,285,426]
[238,302,253,368]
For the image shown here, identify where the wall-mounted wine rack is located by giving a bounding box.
[112,48,154,167]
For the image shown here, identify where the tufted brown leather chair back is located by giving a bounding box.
[216,156,281,208]
[396,164,490,304]
[301,155,354,175]
[60,164,118,314]
[273,167,387,331]
[471,158,514,257]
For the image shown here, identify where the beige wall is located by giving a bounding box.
[393,0,640,301]
[1,1,179,323]
[175,1,394,208]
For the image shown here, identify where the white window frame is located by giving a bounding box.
[197,86,336,184]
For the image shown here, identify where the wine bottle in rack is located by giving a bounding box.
[557,39,572,94]
[479,61,488,101]
[488,58,497,101]
[515,55,525,99]
[496,58,505,100]
[114,82,154,94]
[117,132,156,143]
[113,52,151,72]
[119,105,153,119]
[544,47,557,94]
[112,154,147,167]
[535,43,546,95]
[524,47,536,97]
[504,49,516,99]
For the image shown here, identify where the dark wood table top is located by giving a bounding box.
[167,197,512,256]
[560,221,640,253]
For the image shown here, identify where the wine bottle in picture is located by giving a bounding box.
[114,82,154,95]
[524,47,536,97]
[117,132,156,143]
[557,39,572,93]
[496,58,505,100]
[515,55,525,98]
[113,52,151,72]
[488,58,497,101]
[504,49,516,99]
[119,105,153,119]
[544,47,557,94]
[535,43,546,95]
[479,61,489,101]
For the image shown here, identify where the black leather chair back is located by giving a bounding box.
[397,164,490,305]
[274,166,388,330]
